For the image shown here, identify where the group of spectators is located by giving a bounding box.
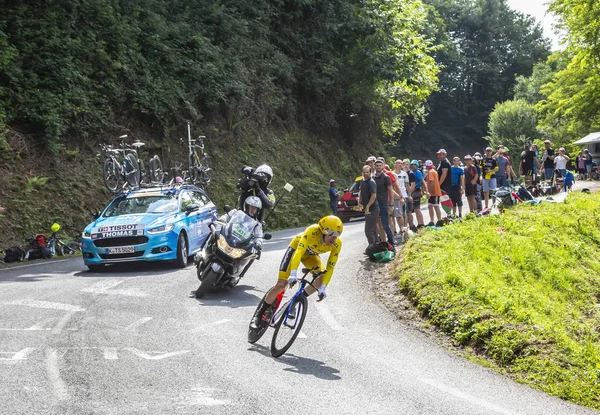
[333,139,593,250]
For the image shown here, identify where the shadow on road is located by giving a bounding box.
[74,261,193,278]
[248,344,341,381]
[188,284,263,308]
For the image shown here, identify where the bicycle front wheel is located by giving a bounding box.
[59,241,81,256]
[270,295,308,358]
[125,154,140,187]
[103,158,120,192]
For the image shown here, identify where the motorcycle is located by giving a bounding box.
[193,207,271,298]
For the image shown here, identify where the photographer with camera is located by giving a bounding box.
[237,164,276,224]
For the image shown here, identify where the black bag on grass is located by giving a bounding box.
[365,241,394,262]
[4,247,24,263]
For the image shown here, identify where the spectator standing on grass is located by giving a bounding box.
[329,179,340,214]
[495,148,510,188]
[373,160,395,247]
[436,149,452,202]
[410,160,426,229]
[365,156,377,176]
[554,148,569,178]
[357,165,379,245]
[425,160,442,226]
[576,151,586,179]
[481,147,498,210]
[384,163,401,235]
[473,152,483,211]
[520,143,538,185]
[404,160,417,232]
[450,157,464,218]
[463,155,478,213]
[541,140,555,181]
[393,159,408,235]
[584,149,593,180]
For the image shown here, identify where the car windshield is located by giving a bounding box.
[103,195,178,217]
[348,181,360,192]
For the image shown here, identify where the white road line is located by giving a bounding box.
[297,331,307,339]
[315,303,344,331]
[52,311,75,334]
[124,347,190,360]
[0,259,71,272]
[8,299,85,312]
[189,387,231,406]
[0,328,50,331]
[46,348,69,401]
[420,378,517,415]
[125,317,153,332]
[81,279,147,297]
[103,348,118,360]
[0,348,36,362]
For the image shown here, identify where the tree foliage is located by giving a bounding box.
[0,0,439,149]
[487,99,538,153]
[397,0,550,155]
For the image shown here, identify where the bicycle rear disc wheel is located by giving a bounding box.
[125,154,140,187]
[149,155,164,183]
[248,295,274,344]
[103,158,120,192]
[270,295,308,358]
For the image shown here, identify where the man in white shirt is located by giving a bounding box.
[554,147,570,178]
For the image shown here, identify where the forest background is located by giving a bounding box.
[0,0,595,245]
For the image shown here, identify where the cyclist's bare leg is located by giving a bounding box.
[264,279,288,305]
[303,275,324,296]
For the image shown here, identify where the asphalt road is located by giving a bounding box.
[0,221,596,415]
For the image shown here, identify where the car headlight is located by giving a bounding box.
[82,231,91,239]
[216,235,246,259]
[147,224,175,234]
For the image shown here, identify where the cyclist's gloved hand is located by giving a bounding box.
[287,270,298,286]
[318,284,327,300]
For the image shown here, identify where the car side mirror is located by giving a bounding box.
[224,205,231,213]
[264,233,272,240]
[185,204,200,214]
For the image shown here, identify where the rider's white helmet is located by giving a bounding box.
[254,164,273,185]
[243,196,262,216]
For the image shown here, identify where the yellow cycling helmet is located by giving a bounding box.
[318,215,343,238]
[51,223,61,233]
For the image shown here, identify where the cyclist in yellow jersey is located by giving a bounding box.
[250,215,343,329]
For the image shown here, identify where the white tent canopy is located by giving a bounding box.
[573,132,600,146]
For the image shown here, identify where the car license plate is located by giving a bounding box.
[106,246,135,254]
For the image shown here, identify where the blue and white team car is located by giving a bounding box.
[81,185,218,271]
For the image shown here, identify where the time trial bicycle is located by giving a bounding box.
[248,267,325,357]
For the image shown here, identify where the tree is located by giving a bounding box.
[487,99,539,154]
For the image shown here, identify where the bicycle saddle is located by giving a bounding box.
[132,141,146,148]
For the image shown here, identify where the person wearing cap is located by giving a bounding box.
[436,149,452,198]
[481,147,498,209]
[463,155,478,213]
[425,160,442,226]
[409,160,427,228]
[357,165,380,245]
[519,142,538,185]
[329,179,341,214]
[554,148,569,178]
[365,156,377,175]
[540,140,555,180]
[373,159,395,246]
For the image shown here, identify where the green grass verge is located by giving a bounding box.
[396,192,600,410]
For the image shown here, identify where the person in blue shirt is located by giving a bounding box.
[409,160,427,228]
[450,156,465,217]
[329,179,341,214]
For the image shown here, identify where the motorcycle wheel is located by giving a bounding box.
[195,269,219,298]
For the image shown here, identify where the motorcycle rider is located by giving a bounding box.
[237,164,275,223]
[190,196,264,297]
[249,215,343,330]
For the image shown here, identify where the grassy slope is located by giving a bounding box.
[396,192,600,409]
[0,126,378,248]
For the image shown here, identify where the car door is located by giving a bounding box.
[180,191,201,250]
[191,191,218,249]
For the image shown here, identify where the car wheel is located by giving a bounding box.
[87,264,105,272]
[175,233,188,268]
